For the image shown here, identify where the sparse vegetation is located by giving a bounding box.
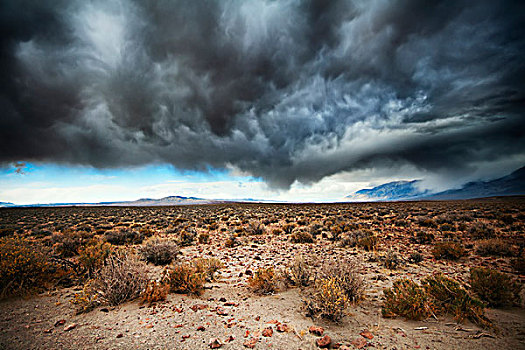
[470,267,519,307]
[382,278,433,320]
[166,263,206,295]
[139,237,180,265]
[432,241,465,260]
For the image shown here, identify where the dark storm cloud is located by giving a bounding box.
[1,0,524,188]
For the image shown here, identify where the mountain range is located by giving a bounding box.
[347,166,525,201]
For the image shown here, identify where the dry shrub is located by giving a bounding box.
[282,223,296,235]
[475,239,515,257]
[409,252,424,264]
[357,234,378,251]
[192,257,223,281]
[246,221,265,235]
[141,280,170,305]
[317,260,364,303]
[422,274,490,328]
[224,234,239,248]
[290,228,314,243]
[198,232,210,244]
[382,279,433,320]
[248,267,283,295]
[178,228,196,246]
[78,240,113,278]
[511,250,525,274]
[470,267,519,307]
[51,230,84,257]
[411,231,435,244]
[0,236,55,298]
[166,263,206,295]
[432,241,465,260]
[306,278,348,321]
[71,280,101,314]
[383,249,401,270]
[139,237,180,265]
[92,252,149,306]
[468,222,496,239]
[384,274,490,328]
[105,228,144,245]
[288,256,312,287]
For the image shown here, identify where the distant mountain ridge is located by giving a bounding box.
[347,166,525,201]
[347,180,429,201]
[423,166,525,200]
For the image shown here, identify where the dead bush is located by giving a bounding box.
[78,240,113,278]
[246,221,265,235]
[139,237,180,265]
[177,228,196,246]
[92,252,149,306]
[287,256,312,287]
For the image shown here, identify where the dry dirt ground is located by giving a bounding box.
[0,201,524,349]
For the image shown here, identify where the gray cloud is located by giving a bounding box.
[0,0,524,188]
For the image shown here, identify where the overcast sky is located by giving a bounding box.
[1,0,524,204]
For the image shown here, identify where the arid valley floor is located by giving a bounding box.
[0,199,524,349]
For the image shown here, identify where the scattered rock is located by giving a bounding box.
[216,307,229,316]
[276,324,290,332]
[262,327,273,337]
[197,325,206,331]
[100,308,109,313]
[64,323,77,331]
[309,326,324,336]
[116,333,123,338]
[316,335,331,348]
[54,319,66,327]
[244,337,259,348]
[360,329,374,339]
[209,338,222,348]
[351,337,367,349]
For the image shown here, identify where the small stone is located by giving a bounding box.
[116,333,123,338]
[217,307,229,316]
[360,329,374,339]
[243,337,259,348]
[316,335,331,348]
[197,325,206,331]
[100,308,109,313]
[54,319,66,327]
[351,337,367,349]
[262,327,273,337]
[309,326,324,336]
[209,338,222,349]
[276,324,290,332]
[64,323,77,331]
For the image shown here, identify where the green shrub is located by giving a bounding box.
[422,274,490,328]
[306,278,348,321]
[248,267,281,295]
[78,240,113,278]
[382,279,433,320]
[0,236,56,298]
[470,267,519,307]
[166,263,205,295]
